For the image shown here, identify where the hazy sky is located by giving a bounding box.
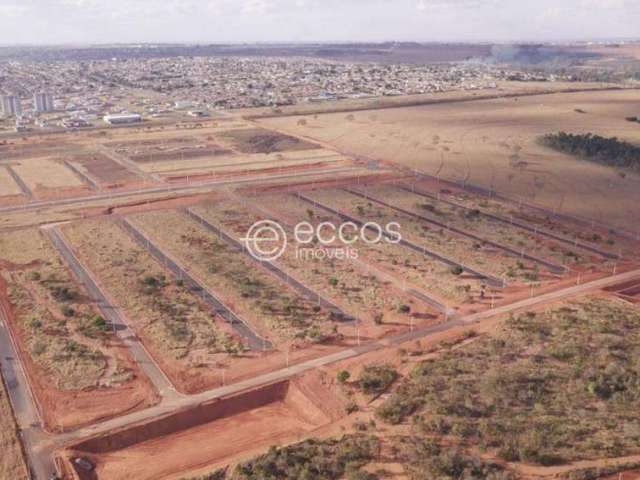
[0,0,638,45]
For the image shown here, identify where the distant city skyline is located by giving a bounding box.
[0,0,639,46]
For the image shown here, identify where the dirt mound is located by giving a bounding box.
[220,128,317,154]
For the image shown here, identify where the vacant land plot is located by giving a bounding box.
[377,296,640,467]
[407,177,640,258]
[11,157,87,198]
[261,192,486,305]
[70,153,140,186]
[361,183,594,268]
[130,144,233,163]
[260,89,640,232]
[61,219,242,393]
[306,188,539,284]
[0,228,157,429]
[192,198,437,335]
[140,149,343,177]
[129,209,336,344]
[0,373,28,480]
[218,127,318,154]
[0,166,24,196]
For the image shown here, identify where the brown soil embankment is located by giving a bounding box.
[63,378,344,480]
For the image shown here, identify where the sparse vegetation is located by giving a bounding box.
[230,434,379,480]
[62,220,242,365]
[337,370,351,384]
[358,364,398,395]
[394,437,514,480]
[376,297,640,465]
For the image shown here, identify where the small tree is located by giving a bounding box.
[337,370,351,384]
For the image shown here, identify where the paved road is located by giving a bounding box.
[8,267,640,478]
[346,186,566,274]
[118,217,272,350]
[0,309,47,479]
[43,225,178,399]
[400,179,621,260]
[295,192,505,288]
[0,165,365,217]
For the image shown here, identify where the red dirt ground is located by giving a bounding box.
[61,376,346,480]
[0,194,28,207]
[70,154,141,187]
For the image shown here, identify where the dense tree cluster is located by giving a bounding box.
[231,435,379,480]
[541,132,640,171]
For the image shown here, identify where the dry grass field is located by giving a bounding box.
[375,296,640,473]
[128,209,336,343]
[0,373,28,480]
[0,228,157,430]
[69,153,141,187]
[11,157,87,198]
[0,166,24,196]
[306,187,539,283]
[61,219,243,393]
[259,192,486,305]
[140,149,343,176]
[356,183,595,268]
[191,198,439,335]
[259,89,640,233]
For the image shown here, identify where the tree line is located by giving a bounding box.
[540,132,640,171]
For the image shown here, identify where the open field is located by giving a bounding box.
[353,182,596,269]
[69,153,141,188]
[11,157,90,199]
[0,372,29,480]
[377,296,640,470]
[190,196,440,337]
[0,228,158,430]
[106,135,233,163]
[140,149,345,176]
[305,187,541,284]
[258,192,487,307]
[259,89,640,232]
[404,176,640,260]
[128,208,337,344]
[61,219,244,394]
[0,166,24,196]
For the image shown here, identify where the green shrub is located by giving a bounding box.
[337,370,351,384]
[450,266,464,276]
[358,364,398,395]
